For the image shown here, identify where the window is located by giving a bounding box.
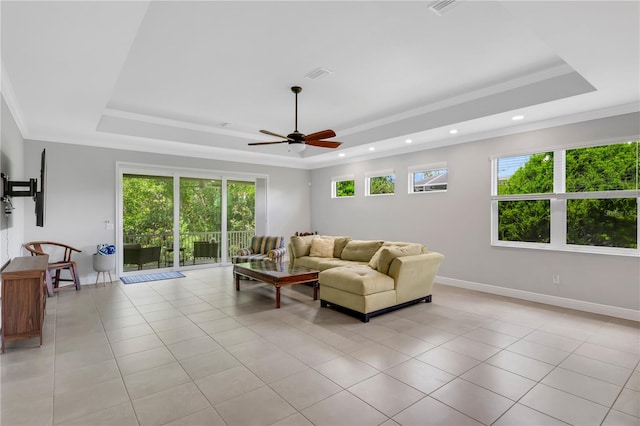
[365,170,395,196]
[332,175,355,198]
[409,163,448,193]
[491,141,639,255]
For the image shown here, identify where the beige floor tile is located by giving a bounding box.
[135,301,174,313]
[520,383,609,425]
[53,378,129,424]
[441,336,502,361]
[431,377,514,424]
[180,348,240,380]
[302,390,388,426]
[0,394,53,426]
[101,314,147,331]
[462,327,519,348]
[575,342,640,369]
[132,382,211,425]
[116,346,177,376]
[314,355,379,388]
[349,373,426,416]
[167,335,222,360]
[106,323,155,343]
[242,351,309,383]
[148,315,195,333]
[486,350,555,381]
[461,363,536,401]
[393,395,483,426]
[141,307,184,322]
[542,367,622,406]
[214,386,296,425]
[416,346,480,376]
[627,370,640,391]
[350,342,411,370]
[402,324,457,345]
[54,359,121,395]
[482,320,535,338]
[524,329,583,352]
[110,333,164,357]
[56,401,138,426]
[271,412,314,426]
[186,309,229,323]
[385,359,455,394]
[378,333,436,357]
[198,316,243,335]
[506,339,571,365]
[163,407,226,426]
[210,326,262,347]
[559,353,634,386]
[493,403,569,425]
[602,409,640,426]
[123,362,192,399]
[156,323,207,345]
[54,343,115,373]
[270,368,342,410]
[614,388,640,417]
[195,365,265,405]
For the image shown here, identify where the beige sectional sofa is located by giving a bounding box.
[289,235,444,322]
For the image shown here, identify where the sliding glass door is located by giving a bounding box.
[119,167,263,275]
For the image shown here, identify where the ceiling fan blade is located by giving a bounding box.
[248,141,288,146]
[305,129,336,141]
[260,129,294,141]
[306,140,342,149]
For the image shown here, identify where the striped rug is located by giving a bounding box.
[120,271,185,284]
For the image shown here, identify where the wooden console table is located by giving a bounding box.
[1,255,49,353]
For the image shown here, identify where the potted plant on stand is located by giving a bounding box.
[93,244,116,286]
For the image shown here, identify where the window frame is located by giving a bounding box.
[365,169,395,197]
[408,163,448,194]
[331,174,355,199]
[490,140,639,257]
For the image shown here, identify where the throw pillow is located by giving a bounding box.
[290,235,314,258]
[376,245,423,275]
[341,240,384,262]
[309,237,335,258]
[333,237,351,258]
[368,244,399,270]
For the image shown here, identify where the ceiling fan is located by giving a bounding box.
[249,86,343,152]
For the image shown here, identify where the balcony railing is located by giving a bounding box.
[123,230,254,263]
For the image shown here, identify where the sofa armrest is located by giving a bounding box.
[388,252,444,304]
[266,247,287,262]
[237,248,253,256]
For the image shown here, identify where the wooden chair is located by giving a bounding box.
[24,241,81,297]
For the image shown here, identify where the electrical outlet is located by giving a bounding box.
[104,220,114,230]
[552,274,561,284]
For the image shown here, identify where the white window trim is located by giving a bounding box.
[331,174,355,199]
[490,144,640,257]
[408,163,448,194]
[364,169,395,197]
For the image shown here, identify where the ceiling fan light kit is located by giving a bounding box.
[249,86,343,151]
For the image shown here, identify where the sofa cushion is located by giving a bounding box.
[290,235,315,258]
[320,266,394,295]
[341,240,384,262]
[376,245,423,274]
[333,237,351,258]
[310,237,335,258]
[251,236,284,254]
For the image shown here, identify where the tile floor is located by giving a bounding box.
[1,267,638,425]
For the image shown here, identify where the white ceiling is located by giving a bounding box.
[2,1,639,169]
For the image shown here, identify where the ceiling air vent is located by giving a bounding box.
[428,0,459,16]
[305,67,333,80]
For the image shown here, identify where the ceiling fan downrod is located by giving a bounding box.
[291,86,302,133]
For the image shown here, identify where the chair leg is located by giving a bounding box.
[72,264,81,290]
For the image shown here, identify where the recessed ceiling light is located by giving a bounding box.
[405,139,412,144]
[338,153,345,157]
[512,115,525,121]
[369,147,375,151]
[449,129,458,134]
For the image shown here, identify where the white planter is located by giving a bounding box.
[93,253,115,272]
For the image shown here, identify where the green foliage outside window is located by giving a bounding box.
[369,175,395,195]
[497,142,638,248]
[335,180,355,197]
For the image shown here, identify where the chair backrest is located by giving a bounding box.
[24,241,81,263]
[250,236,284,254]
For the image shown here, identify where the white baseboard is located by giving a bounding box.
[436,276,640,322]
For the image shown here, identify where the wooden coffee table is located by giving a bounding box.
[233,262,319,308]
